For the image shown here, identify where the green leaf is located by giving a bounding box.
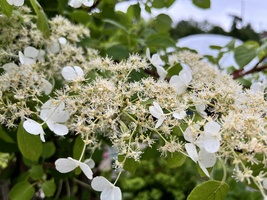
[152,0,175,8]
[30,165,44,180]
[30,0,50,38]
[69,10,91,25]
[118,155,139,174]
[187,180,229,200]
[0,125,14,143]
[9,181,35,200]
[105,45,130,60]
[17,121,43,162]
[127,3,141,20]
[0,0,13,17]
[146,33,176,48]
[193,0,211,9]
[42,179,56,197]
[234,41,259,68]
[155,14,172,32]
[73,136,84,160]
[166,152,186,168]
[103,19,129,34]
[41,142,56,159]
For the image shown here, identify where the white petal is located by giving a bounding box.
[198,160,210,177]
[47,42,60,54]
[24,46,39,58]
[84,158,95,168]
[91,176,113,192]
[183,127,194,143]
[2,63,19,73]
[23,119,45,142]
[203,137,221,153]
[46,121,68,136]
[7,0,24,6]
[82,0,94,7]
[68,0,83,8]
[62,66,76,81]
[40,78,53,95]
[149,102,163,119]
[185,143,198,163]
[204,121,221,135]
[179,69,192,85]
[79,162,93,179]
[169,75,180,85]
[146,48,151,60]
[151,54,164,67]
[198,148,217,168]
[263,178,267,189]
[55,158,77,173]
[173,111,186,120]
[58,37,67,45]
[19,51,36,65]
[155,117,164,128]
[156,66,167,80]
[101,187,122,200]
[73,66,84,78]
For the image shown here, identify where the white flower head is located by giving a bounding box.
[169,69,192,95]
[55,157,93,179]
[40,99,70,136]
[91,176,122,200]
[68,0,94,8]
[173,110,187,120]
[199,121,221,153]
[7,0,24,6]
[62,66,85,82]
[185,143,216,177]
[149,102,165,128]
[23,118,45,142]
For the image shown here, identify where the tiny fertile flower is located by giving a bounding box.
[169,69,192,95]
[91,176,122,200]
[62,66,84,81]
[149,102,165,128]
[23,118,46,142]
[40,99,70,136]
[68,0,94,8]
[6,0,24,6]
[55,157,93,179]
[185,143,216,177]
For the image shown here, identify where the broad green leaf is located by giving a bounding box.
[187,180,229,200]
[69,10,91,25]
[30,0,50,38]
[167,152,186,168]
[152,0,175,8]
[234,41,259,68]
[155,14,172,32]
[30,165,44,180]
[105,45,130,60]
[0,0,13,17]
[41,142,56,159]
[118,155,139,174]
[17,121,43,162]
[225,39,236,50]
[236,78,251,87]
[103,19,129,34]
[9,181,35,200]
[127,3,141,20]
[146,33,176,48]
[193,0,211,9]
[42,179,56,197]
[0,125,14,143]
[73,136,84,160]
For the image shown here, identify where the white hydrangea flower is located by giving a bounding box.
[185,143,216,177]
[91,176,122,200]
[23,118,46,142]
[55,157,93,179]
[19,46,45,65]
[40,99,70,136]
[146,48,167,80]
[2,62,19,73]
[169,69,192,95]
[198,121,221,153]
[39,78,53,95]
[68,0,94,8]
[62,66,84,82]
[250,82,265,94]
[6,0,24,6]
[149,102,165,128]
[173,110,186,120]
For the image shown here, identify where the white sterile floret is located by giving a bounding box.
[149,102,165,128]
[23,118,45,142]
[39,78,53,95]
[62,66,84,81]
[199,121,221,153]
[68,0,94,8]
[40,99,70,136]
[169,69,192,95]
[55,157,93,179]
[6,0,24,6]
[19,46,45,65]
[173,110,186,120]
[185,143,216,177]
[91,176,122,200]
[146,48,167,80]
[2,63,19,73]
[250,82,265,94]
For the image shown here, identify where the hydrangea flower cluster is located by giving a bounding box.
[1,5,267,200]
